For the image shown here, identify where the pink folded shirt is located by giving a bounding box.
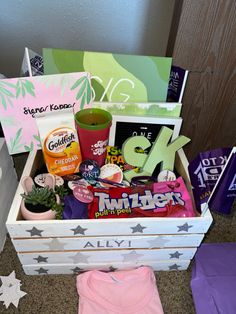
[76,266,164,314]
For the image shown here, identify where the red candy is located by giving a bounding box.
[88,177,196,219]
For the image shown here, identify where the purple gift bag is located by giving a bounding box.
[191,243,236,314]
[207,147,236,215]
[62,195,88,219]
[188,147,232,213]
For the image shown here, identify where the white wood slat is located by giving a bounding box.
[23,260,191,275]
[13,234,204,252]
[7,211,213,238]
[18,247,197,265]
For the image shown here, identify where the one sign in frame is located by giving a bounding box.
[108,115,182,148]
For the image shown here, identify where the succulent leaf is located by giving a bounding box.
[21,185,64,219]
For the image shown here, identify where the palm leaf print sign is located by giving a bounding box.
[0,81,16,109]
[0,72,91,154]
[71,76,92,109]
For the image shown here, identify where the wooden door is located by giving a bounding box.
[167,0,236,160]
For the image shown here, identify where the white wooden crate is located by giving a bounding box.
[0,139,18,251]
[6,149,213,275]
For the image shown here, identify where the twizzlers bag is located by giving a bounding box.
[88,177,195,219]
[88,185,150,219]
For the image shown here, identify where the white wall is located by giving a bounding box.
[0,0,175,77]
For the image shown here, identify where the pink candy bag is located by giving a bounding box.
[152,177,196,217]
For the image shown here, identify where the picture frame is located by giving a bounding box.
[108,115,182,148]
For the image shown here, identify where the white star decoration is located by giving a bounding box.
[148,237,170,248]
[0,271,21,291]
[0,271,27,309]
[122,250,144,262]
[44,238,66,251]
[69,252,90,264]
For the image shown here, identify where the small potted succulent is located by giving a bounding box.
[20,174,65,220]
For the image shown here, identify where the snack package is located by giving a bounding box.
[88,176,195,219]
[152,177,195,217]
[88,185,151,219]
[36,109,82,176]
[105,146,135,171]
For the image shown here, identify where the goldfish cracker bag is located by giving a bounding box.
[36,109,82,176]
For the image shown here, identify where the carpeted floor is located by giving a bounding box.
[0,154,235,314]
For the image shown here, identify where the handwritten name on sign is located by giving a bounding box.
[23,103,75,118]
[83,240,132,249]
[122,126,190,181]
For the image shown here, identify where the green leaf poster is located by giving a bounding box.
[43,49,172,103]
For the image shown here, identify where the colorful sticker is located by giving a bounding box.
[99,163,123,187]
[34,173,64,187]
[79,159,100,183]
[73,185,93,203]
[157,170,176,182]
[68,179,90,190]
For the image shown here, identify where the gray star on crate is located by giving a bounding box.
[71,225,88,235]
[44,238,66,251]
[148,236,170,248]
[71,267,84,274]
[122,250,144,262]
[177,222,193,232]
[109,266,117,272]
[169,263,181,271]
[169,251,183,259]
[130,223,147,233]
[34,267,49,274]
[69,252,90,264]
[26,227,44,237]
[33,255,48,263]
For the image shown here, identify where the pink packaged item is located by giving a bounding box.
[76,266,164,314]
[88,176,196,219]
[152,176,196,217]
